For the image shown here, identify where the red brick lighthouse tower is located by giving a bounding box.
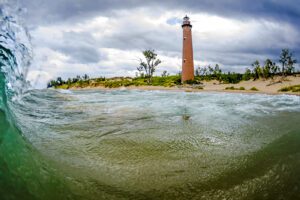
[181,15,194,82]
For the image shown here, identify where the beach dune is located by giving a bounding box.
[72,75,300,96]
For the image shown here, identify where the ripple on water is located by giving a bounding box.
[11,89,300,199]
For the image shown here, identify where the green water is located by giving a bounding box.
[1,89,300,199]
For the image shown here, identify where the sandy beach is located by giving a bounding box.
[70,75,300,96]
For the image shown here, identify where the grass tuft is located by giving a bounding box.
[278,85,300,92]
[250,87,259,91]
[225,86,245,90]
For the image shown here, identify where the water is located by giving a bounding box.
[3,89,300,200]
[1,4,300,200]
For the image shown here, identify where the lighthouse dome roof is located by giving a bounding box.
[183,15,190,21]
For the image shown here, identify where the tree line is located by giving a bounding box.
[192,48,298,83]
[48,48,298,88]
[47,74,92,88]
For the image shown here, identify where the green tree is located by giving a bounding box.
[67,78,72,85]
[279,49,297,76]
[47,80,58,88]
[208,65,214,75]
[252,60,262,80]
[72,75,81,83]
[263,59,272,79]
[264,59,279,79]
[214,64,221,73]
[242,68,252,81]
[137,49,162,84]
[161,70,169,77]
[202,66,208,76]
[286,54,297,75]
[270,63,279,76]
[195,66,201,77]
[213,64,222,80]
[56,77,63,85]
[83,74,89,81]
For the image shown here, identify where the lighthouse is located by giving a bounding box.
[181,15,194,82]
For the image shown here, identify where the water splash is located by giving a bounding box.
[0,3,77,200]
[0,2,32,106]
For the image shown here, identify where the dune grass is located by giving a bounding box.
[278,85,300,92]
[250,87,259,91]
[56,76,183,89]
[225,86,245,90]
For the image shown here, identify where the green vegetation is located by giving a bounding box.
[193,86,204,90]
[195,64,244,84]
[250,87,259,91]
[47,74,92,88]
[137,49,162,84]
[225,86,245,90]
[193,48,297,83]
[48,48,299,89]
[48,75,182,89]
[279,49,297,76]
[278,85,300,92]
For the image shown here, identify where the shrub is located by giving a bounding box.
[195,86,204,90]
[292,87,300,92]
[250,87,259,91]
[279,87,289,92]
[225,86,235,90]
[56,84,69,89]
[279,85,300,92]
[95,77,106,82]
[225,86,245,90]
[183,79,199,84]
[242,68,252,81]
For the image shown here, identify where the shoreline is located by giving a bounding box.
[64,76,300,96]
[68,85,300,96]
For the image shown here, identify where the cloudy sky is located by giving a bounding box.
[13,0,300,87]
